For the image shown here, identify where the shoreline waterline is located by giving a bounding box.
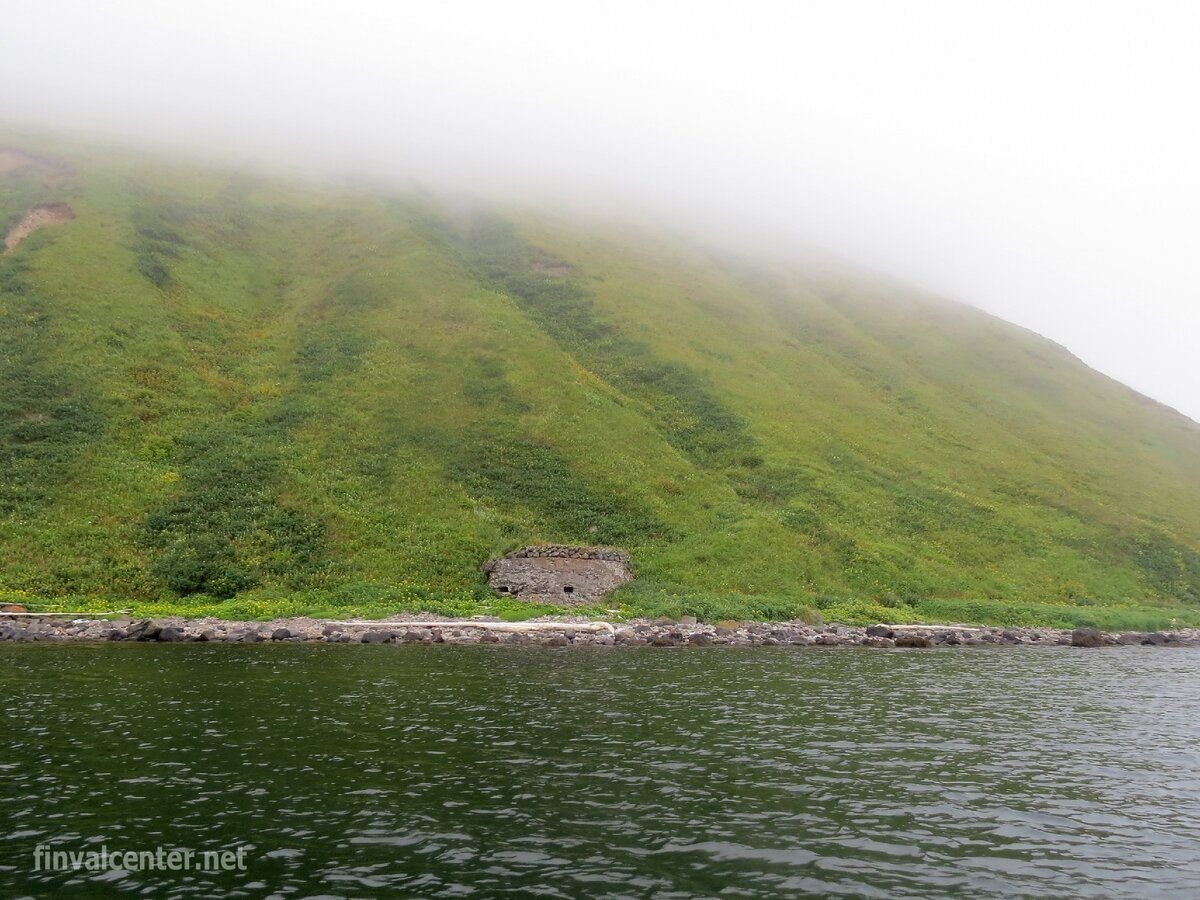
[2,614,1198,648]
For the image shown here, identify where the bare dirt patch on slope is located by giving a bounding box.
[4,203,75,254]
[0,148,74,183]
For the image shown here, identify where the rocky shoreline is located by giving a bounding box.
[1,615,1198,648]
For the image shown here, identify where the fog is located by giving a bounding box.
[2,1,1197,420]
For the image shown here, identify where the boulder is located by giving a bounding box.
[1071,627,1105,648]
[120,620,151,641]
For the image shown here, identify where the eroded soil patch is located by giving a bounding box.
[0,148,73,182]
[4,203,75,254]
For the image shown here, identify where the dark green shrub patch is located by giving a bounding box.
[455,214,756,468]
[1133,529,1200,603]
[129,196,197,288]
[0,265,102,512]
[296,324,373,383]
[445,430,666,546]
[141,424,326,597]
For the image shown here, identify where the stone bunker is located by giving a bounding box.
[483,545,633,605]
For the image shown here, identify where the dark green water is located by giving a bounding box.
[2,645,1199,898]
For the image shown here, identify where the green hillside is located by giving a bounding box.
[3,132,1200,628]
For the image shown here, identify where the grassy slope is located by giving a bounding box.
[2,132,1199,628]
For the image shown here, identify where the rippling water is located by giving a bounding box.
[2,645,1200,897]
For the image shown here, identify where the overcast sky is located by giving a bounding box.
[2,0,1197,420]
